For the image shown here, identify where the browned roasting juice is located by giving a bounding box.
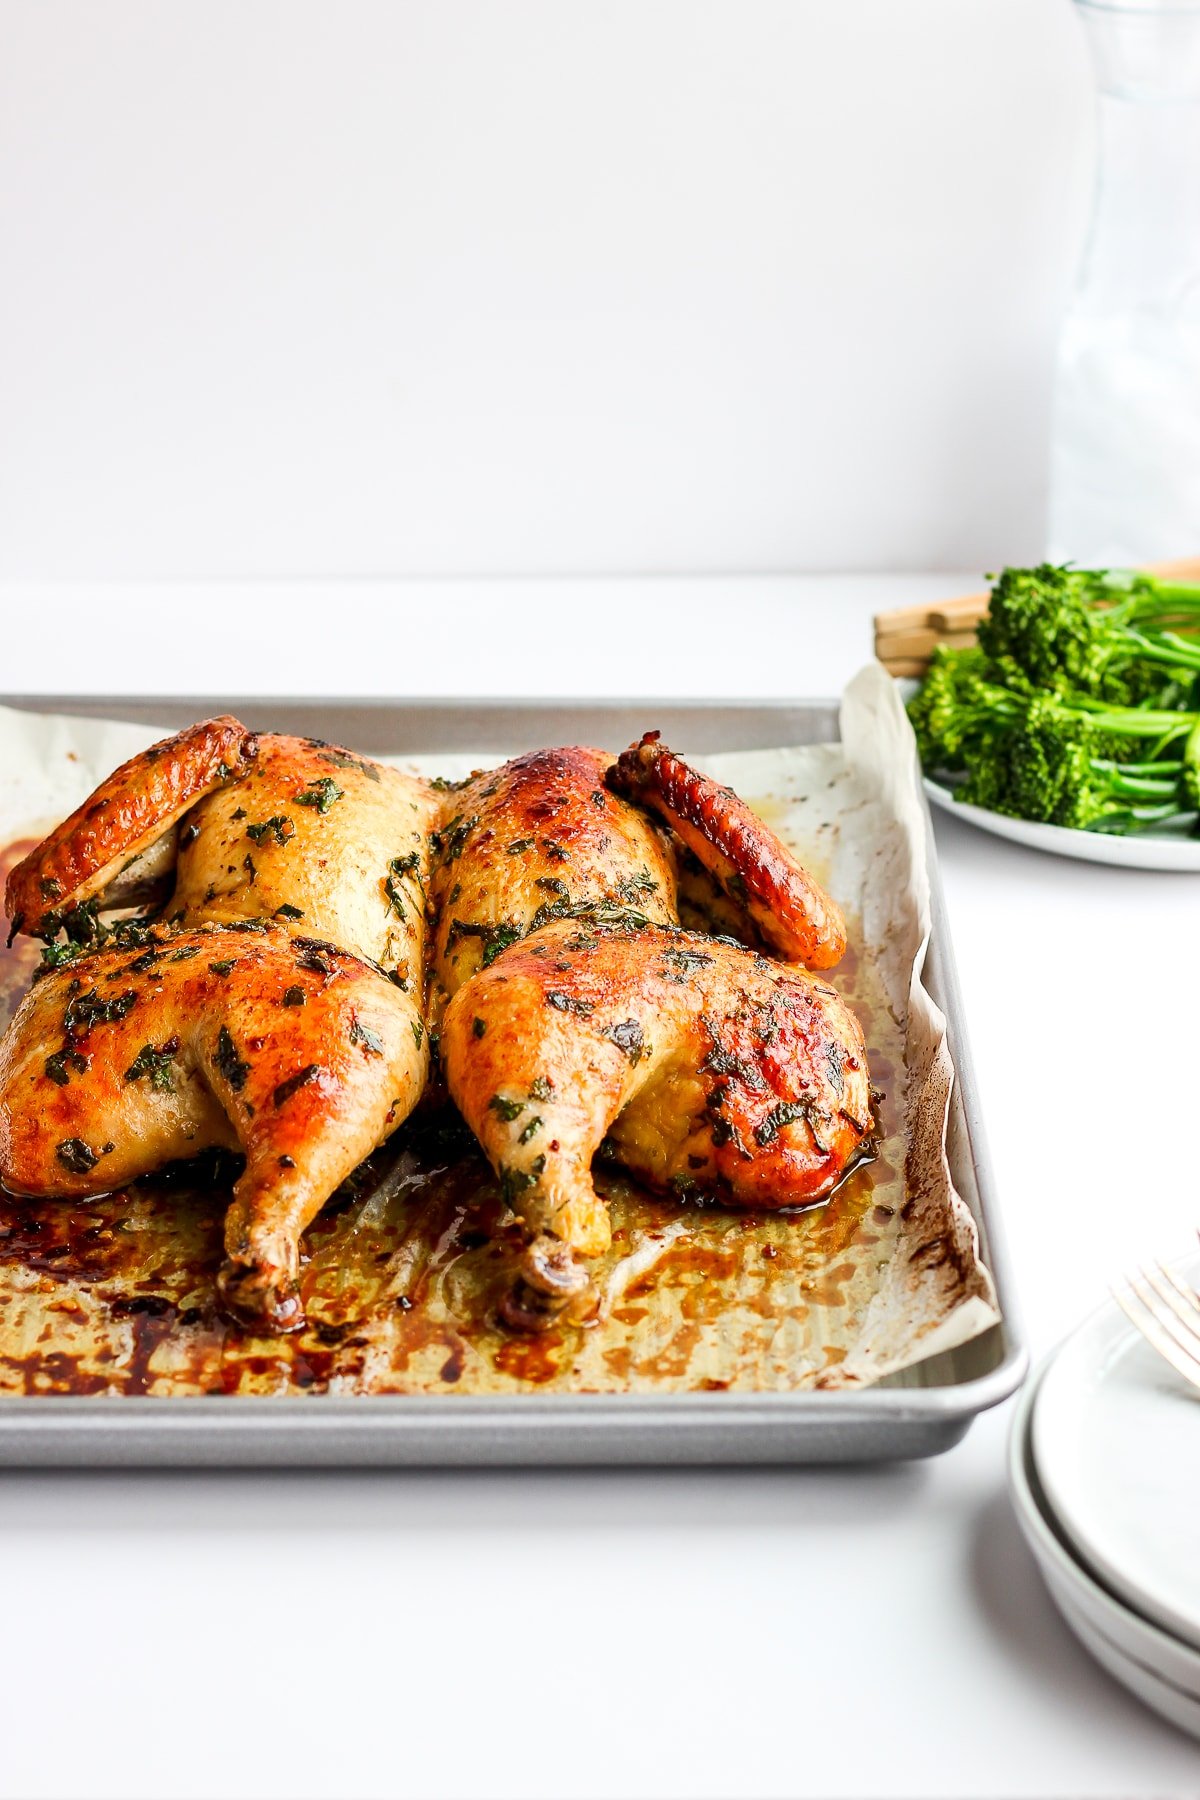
[0,837,902,1396]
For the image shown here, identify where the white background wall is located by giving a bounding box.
[0,1,1092,580]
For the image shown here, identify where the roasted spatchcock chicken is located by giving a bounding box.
[0,715,872,1333]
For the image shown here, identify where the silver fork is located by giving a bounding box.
[1113,1257,1200,1393]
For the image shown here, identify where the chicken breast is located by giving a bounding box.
[174,732,437,986]
[429,746,678,1009]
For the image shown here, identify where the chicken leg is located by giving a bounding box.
[441,916,872,1326]
[0,922,427,1330]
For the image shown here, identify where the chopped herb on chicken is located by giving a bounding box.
[294,776,343,813]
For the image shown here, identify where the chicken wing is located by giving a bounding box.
[0,923,426,1331]
[441,916,872,1326]
[5,716,258,939]
[607,732,847,967]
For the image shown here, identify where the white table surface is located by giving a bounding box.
[1,575,1197,1800]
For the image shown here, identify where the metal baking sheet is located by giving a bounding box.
[0,695,1026,1465]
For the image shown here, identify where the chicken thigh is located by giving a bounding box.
[441,917,872,1326]
[0,922,427,1330]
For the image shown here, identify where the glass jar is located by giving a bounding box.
[1047,0,1200,563]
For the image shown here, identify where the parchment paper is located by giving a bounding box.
[0,669,999,1395]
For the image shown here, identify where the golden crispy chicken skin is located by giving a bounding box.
[429,746,677,1008]
[441,917,872,1326]
[6,720,439,988]
[5,716,258,938]
[607,733,847,968]
[0,924,427,1331]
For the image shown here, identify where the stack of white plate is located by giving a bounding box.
[1009,1252,1200,1741]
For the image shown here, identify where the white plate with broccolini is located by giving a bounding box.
[910,563,1200,873]
[924,778,1200,871]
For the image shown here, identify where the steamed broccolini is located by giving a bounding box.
[950,691,1199,831]
[978,563,1200,706]
[906,564,1200,835]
